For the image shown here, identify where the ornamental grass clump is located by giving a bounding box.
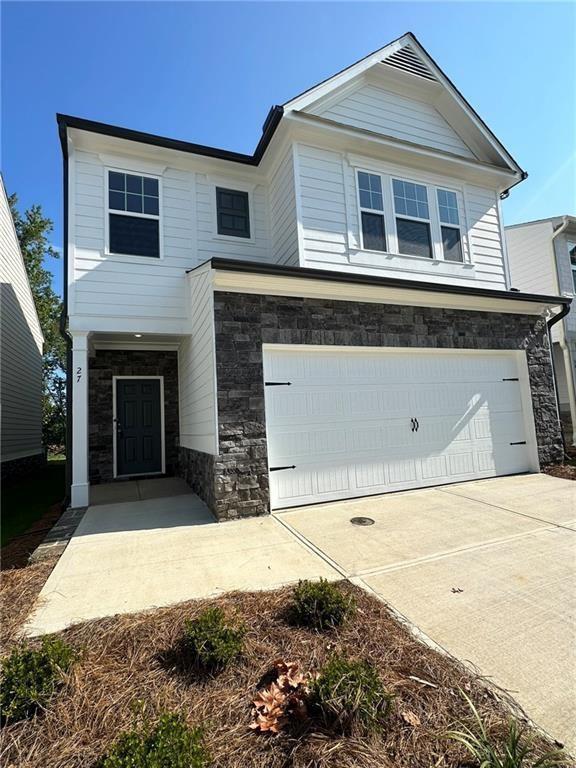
[291,579,356,630]
[0,636,76,723]
[97,712,208,768]
[180,606,245,671]
[311,654,392,734]
[446,692,567,768]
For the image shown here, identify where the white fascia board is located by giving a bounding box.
[211,269,563,317]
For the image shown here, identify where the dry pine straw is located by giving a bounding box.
[0,578,570,768]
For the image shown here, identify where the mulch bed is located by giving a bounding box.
[543,463,576,481]
[1,571,570,768]
[1,502,64,571]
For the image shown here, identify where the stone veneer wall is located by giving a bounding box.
[180,292,563,521]
[88,350,179,484]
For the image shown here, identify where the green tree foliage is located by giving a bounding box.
[8,194,66,449]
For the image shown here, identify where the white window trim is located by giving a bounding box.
[104,166,164,261]
[356,168,389,252]
[436,187,464,264]
[208,176,256,244]
[112,375,166,479]
[353,166,471,265]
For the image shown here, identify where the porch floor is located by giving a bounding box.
[90,477,192,506]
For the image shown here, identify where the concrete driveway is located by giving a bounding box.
[279,473,576,751]
[27,474,574,749]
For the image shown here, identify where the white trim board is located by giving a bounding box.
[112,375,166,479]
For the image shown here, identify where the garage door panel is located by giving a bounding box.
[264,348,535,510]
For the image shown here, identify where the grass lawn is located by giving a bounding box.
[1,459,66,547]
[1,566,570,768]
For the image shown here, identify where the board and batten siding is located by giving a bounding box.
[0,177,44,463]
[295,143,508,289]
[268,148,299,266]
[71,151,270,331]
[309,82,476,160]
[178,265,218,454]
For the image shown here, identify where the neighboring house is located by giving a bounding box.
[0,175,45,481]
[58,32,569,516]
[506,216,576,444]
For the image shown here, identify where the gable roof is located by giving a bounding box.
[58,32,525,185]
[283,32,524,178]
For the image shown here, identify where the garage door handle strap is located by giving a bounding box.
[410,418,415,432]
[510,441,526,445]
[270,465,296,472]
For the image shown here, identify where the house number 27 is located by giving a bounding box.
[77,366,82,383]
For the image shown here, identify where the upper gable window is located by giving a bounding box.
[392,179,432,259]
[216,187,250,238]
[108,171,160,258]
[437,189,463,263]
[358,172,386,252]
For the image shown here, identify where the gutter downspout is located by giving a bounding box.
[547,301,573,457]
[551,217,576,447]
[58,118,73,506]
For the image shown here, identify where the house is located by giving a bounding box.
[506,217,576,445]
[58,32,570,517]
[0,175,45,481]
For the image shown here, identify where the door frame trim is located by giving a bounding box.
[262,344,540,510]
[112,375,166,479]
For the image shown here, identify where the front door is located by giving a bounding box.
[116,378,163,477]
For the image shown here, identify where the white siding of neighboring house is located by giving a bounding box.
[553,231,576,334]
[269,147,299,266]
[179,264,218,454]
[295,143,508,289]
[71,150,270,332]
[308,81,476,159]
[0,178,44,463]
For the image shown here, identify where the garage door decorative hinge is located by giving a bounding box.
[270,465,296,471]
[509,441,527,445]
[265,381,292,386]
[502,377,519,381]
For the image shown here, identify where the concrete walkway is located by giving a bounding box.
[26,474,575,750]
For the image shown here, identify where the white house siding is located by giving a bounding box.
[506,221,558,296]
[0,178,43,463]
[71,151,270,331]
[553,231,576,334]
[179,265,218,454]
[309,82,476,159]
[269,148,299,266]
[295,143,508,289]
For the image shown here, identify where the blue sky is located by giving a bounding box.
[2,2,575,296]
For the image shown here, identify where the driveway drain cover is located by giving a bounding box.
[350,516,375,526]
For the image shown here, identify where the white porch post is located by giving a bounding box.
[70,331,90,508]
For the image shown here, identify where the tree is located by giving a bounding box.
[8,194,66,450]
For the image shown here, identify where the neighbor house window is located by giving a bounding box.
[357,171,386,251]
[437,188,463,262]
[392,179,432,259]
[570,244,576,293]
[216,187,250,238]
[108,171,160,258]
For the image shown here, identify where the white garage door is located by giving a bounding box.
[263,346,536,510]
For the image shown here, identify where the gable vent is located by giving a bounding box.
[382,46,438,82]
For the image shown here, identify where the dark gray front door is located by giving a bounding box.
[116,379,162,476]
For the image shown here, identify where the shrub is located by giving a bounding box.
[291,579,355,630]
[180,607,245,671]
[311,654,392,734]
[446,692,567,768]
[0,636,75,722]
[97,712,208,768]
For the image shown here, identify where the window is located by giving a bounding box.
[357,171,386,251]
[216,187,250,238]
[108,171,160,258]
[437,189,463,262]
[393,179,432,259]
[570,244,576,293]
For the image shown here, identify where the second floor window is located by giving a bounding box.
[108,171,160,258]
[437,188,463,263]
[570,244,576,293]
[393,179,432,259]
[216,187,250,238]
[358,172,386,251]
